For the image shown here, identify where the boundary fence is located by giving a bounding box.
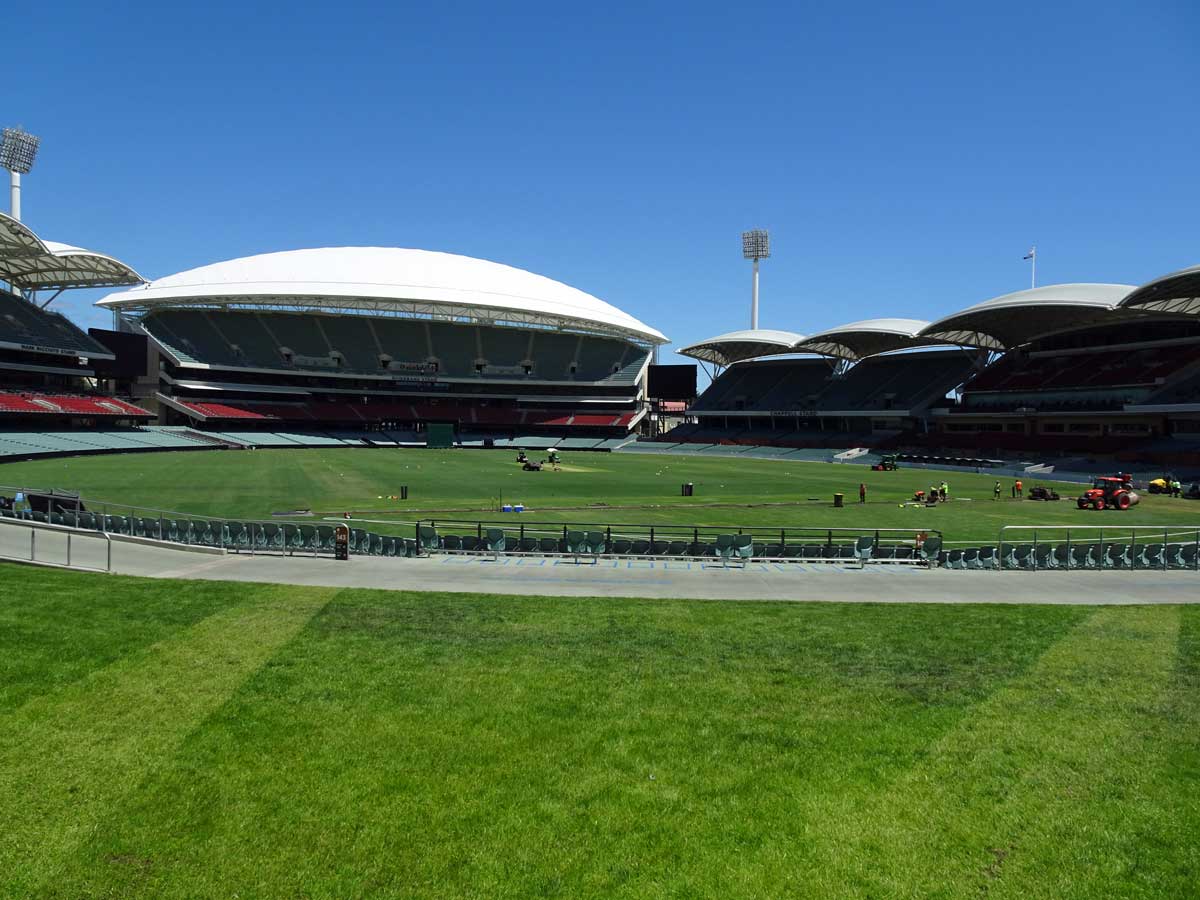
[413,518,942,565]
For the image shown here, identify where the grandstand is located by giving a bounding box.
[929,301,1200,459]
[676,318,981,447]
[5,194,1200,471]
[673,286,1200,467]
[0,212,151,428]
[96,247,664,439]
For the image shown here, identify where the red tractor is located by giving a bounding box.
[1077,474,1140,511]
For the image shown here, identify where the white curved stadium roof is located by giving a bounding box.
[676,329,807,366]
[0,212,145,290]
[794,317,943,361]
[920,283,1137,350]
[1120,264,1200,316]
[98,247,667,345]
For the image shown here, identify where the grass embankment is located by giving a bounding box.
[1,563,1197,897]
[2,448,1199,544]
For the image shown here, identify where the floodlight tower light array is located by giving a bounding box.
[0,128,40,174]
[1,127,41,221]
[741,229,770,260]
[741,229,770,328]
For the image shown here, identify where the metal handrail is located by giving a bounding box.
[996,523,1200,572]
[0,516,112,573]
[0,482,342,556]
[417,517,938,541]
[412,517,941,566]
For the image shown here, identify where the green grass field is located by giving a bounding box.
[1,563,1197,897]
[2,447,1199,544]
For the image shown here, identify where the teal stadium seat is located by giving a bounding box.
[418,525,440,556]
[714,534,735,566]
[733,534,754,566]
[316,525,334,552]
[227,521,249,549]
[566,530,589,563]
[855,535,875,562]
[586,532,607,557]
[486,529,506,559]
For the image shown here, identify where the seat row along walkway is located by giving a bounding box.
[2,518,1197,605]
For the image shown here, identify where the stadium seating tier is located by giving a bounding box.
[142,310,650,384]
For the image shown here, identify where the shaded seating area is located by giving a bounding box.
[142,308,651,384]
[0,289,117,357]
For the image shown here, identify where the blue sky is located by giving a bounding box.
[8,0,1199,357]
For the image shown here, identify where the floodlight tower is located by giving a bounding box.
[742,229,770,329]
[0,127,41,222]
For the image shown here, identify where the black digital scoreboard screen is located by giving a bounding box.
[88,329,148,377]
[647,364,697,400]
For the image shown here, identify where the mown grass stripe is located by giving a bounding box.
[798,606,1182,899]
[44,594,1087,897]
[0,582,336,896]
[0,570,258,715]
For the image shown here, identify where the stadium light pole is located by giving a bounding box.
[742,229,770,329]
[0,127,41,222]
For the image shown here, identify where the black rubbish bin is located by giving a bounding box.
[834,493,844,508]
[400,485,408,501]
[682,482,694,497]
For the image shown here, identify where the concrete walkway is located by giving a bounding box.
[3,519,1196,604]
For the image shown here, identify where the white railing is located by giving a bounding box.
[995,524,1200,571]
[0,516,112,572]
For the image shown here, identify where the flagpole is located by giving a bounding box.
[1031,246,1036,289]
